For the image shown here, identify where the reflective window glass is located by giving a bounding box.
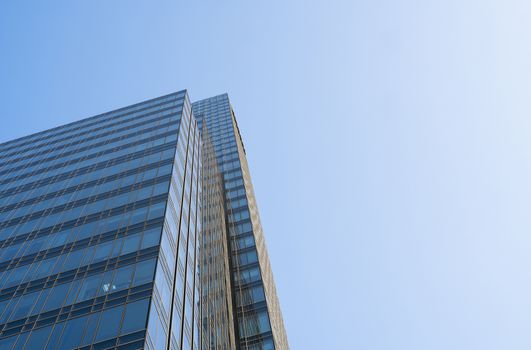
[121,298,150,335]
[94,305,124,342]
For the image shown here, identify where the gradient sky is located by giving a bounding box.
[1,1,531,349]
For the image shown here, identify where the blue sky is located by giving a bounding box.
[1,1,531,349]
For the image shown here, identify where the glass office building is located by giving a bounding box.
[198,127,235,350]
[194,95,288,350]
[0,91,288,350]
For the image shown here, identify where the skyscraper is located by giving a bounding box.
[194,95,288,350]
[0,90,288,350]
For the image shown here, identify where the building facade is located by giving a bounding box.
[0,91,287,350]
[194,95,288,350]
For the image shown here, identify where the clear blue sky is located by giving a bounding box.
[1,1,531,349]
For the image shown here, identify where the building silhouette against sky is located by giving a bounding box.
[0,91,288,350]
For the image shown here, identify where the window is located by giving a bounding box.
[9,291,38,321]
[98,270,115,296]
[0,299,9,320]
[35,257,58,279]
[77,274,102,302]
[4,265,29,288]
[235,266,261,285]
[12,332,29,349]
[57,315,89,349]
[121,234,141,255]
[237,285,265,307]
[247,338,274,350]
[91,241,113,263]
[62,249,84,271]
[80,313,100,346]
[94,305,124,342]
[42,283,70,312]
[64,279,82,305]
[237,250,258,265]
[0,297,18,323]
[147,202,166,221]
[234,235,255,250]
[133,259,156,286]
[121,298,150,335]
[0,334,17,350]
[112,264,135,291]
[238,310,271,337]
[141,228,161,249]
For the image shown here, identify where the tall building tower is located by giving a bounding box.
[0,90,288,350]
[194,94,288,350]
[0,90,202,350]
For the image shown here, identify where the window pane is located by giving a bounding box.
[57,315,89,349]
[141,228,161,249]
[25,325,53,349]
[133,259,156,286]
[43,283,70,312]
[81,313,100,346]
[91,241,113,263]
[121,234,141,255]
[12,332,29,350]
[120,298,150,335]
[44,322,65,350]
[112,264,134,290]
[94,305,124,342]
[77,274,102,302]
[9,291,38,321]
[0,334,17,350]
[98,270,115,296]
